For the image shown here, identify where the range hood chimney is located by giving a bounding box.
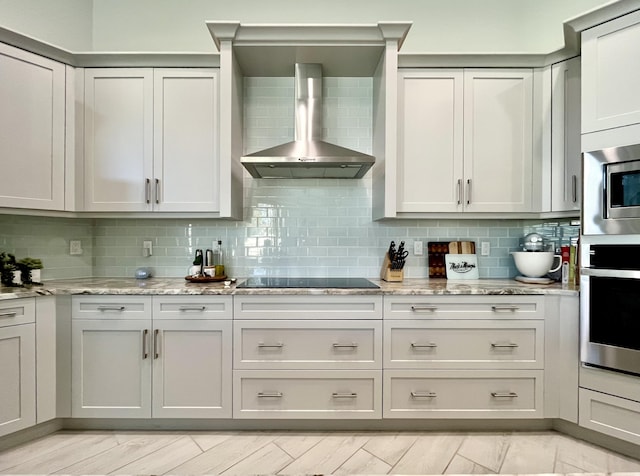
[241,63,375,179]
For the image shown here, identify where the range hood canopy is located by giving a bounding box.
[241,63,374,179]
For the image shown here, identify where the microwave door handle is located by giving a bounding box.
[582,268,640,279]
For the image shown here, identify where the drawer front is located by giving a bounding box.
[579,388,640,446]
[234,295,383,320]
[72,296,152,319]
[384,370,543,418]
[234,320,382,369]
[234,370,381,419]
[152,295,232,320]
[384,320,543,369]
[384,295,544,320]
[0,298,35,327]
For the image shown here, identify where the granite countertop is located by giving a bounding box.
[0,277,579,301]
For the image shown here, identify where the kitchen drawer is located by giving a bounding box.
[384,320,543,369]
[383,295,544,320]
[234,320,382,369]
[383,370,543,418]
[579,388,640,446]
[72,296,152,319]
[233,370,381,419]
[152,295,232,320]
[0,298,35,327]
[234,295,383,320]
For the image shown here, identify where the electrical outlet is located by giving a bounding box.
[481,241,491,256]
[143,240,153,257]
[413,240,424,256]
[69,240,83,255]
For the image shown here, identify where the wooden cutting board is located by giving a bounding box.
[448,241,476,254]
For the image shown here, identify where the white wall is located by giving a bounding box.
[0,0,92,51]
[0,0,612,53]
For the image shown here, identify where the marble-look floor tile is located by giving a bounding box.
[456,432,510,472]
[272,431,327,459]
[0,433,84,472]
[444,454,495,474]
[362,433,420,466]
[333,448,392,475]
[220,442,293,475]
[391,433,465,475]
[278,435,370,475]
[189,432,234,452]
[555,434,640,473]
[498,434,558,474]
[110,435,202,475]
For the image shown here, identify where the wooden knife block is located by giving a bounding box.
[380,252,404,282]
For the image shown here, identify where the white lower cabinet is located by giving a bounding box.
[579,388,640,446]
[71,296,232,419]
[233,295,383,419]
[383,295,545,419]
[0,299,36,437]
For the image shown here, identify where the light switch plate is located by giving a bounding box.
[481,242,491,256]
[69,240,83,255]
[413,240,423,256]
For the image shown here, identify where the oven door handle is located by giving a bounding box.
[581,268,640,279]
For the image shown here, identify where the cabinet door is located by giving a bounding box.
[152,319,231,418]
[0,324,35,437]
[72,319,152,418]
[397,71,464,212]
[84,69,153,211]
[153,70,220,212]
[582,10,640,133]
[551,58,581,212]
[463,69,533,213]
[0,44,65,210]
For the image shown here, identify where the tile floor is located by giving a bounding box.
[0,430,639,475]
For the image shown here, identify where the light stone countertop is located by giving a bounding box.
[0,277,579,301]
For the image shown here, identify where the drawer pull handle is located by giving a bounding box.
[258,343,284,349]
[411,391,437,398]
[332,392,357,399]
[142,329,149,359]
[332,343,358,349]
[491,343,519,348]
[411,305,438,312]
[257,392,283,398]
[0,311,18,318]
[411,342,438,349]
[491,392,518,398]
[491,305,520,312]
[97,306,126,312]
[179,306,206,312]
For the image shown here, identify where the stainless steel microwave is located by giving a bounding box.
[583,143,640,235]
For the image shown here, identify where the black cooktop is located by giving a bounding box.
[236,277,379,289]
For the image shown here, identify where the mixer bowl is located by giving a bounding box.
[511,251,559,278]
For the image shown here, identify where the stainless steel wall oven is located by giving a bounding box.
[580,243,640,376]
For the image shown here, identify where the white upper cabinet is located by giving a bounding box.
[83,68,220,213]
[0,43,65,211]
[551,58,581,212]
[582,10,640,134]
[396,68,533,214]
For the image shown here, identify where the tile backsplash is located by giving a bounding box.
[0,77,578,281]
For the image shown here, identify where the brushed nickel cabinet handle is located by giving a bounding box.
[154,329,159,359]
[491,392,518,398]
[155,178,160,204]
[491,342,519,348]
[411,342,438,349]
[411,305,438,312]
[457,179,462,205]
[258,343,284,349]
[178,306,207,312]
[332,343,358,349]
[0,311,18,318]
[145,178,151,204]
[491,305,520,312]
[466,179,472,205]
[411,391,437,398]
[142,329,149,359]
[97,306,125,312]
[257,392,283,398]
[332,392,357,398]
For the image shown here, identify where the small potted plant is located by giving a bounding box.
[0,252,21,287]
[18,257,43,285]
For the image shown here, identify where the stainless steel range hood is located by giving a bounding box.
[241,63,375,179]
